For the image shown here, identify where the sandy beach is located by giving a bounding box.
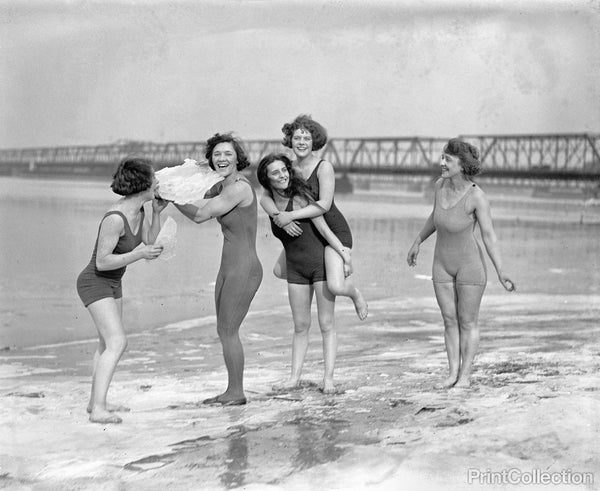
[1,292,599,490]
[1,179,599,490]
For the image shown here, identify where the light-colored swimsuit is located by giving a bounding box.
[432,184,487,286]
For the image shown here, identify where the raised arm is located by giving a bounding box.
[174,181,247,224]
[96,215,162,271]
[472,189,516,291]
[273,160,335,227]
[142,198,169,244]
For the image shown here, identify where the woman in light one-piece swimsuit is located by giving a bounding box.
[407,139,516,389]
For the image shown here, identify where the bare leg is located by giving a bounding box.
[454,284,485,388]
[210,270,260,404]
[433,282,460,389]
[217,328,246,401]
[314,281,337,394]
[87,299,130,413]
[324,247,367,321]
[273,283,313,390]
[273,249,287,280]
[87,297,128,424]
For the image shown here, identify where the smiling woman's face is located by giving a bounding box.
[211,142,238,176]
[266,160,290,191]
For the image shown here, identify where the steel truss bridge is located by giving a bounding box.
[0,133,598,185]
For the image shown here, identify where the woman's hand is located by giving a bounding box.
[152,197,169,213]
[407,243,420,266]
[273,211,294,228]
[140,244,163,260]
[498,273,516,292]
[340,248,353,277]
[283,222,303,237]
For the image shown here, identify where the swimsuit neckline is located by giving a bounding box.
[437,184,475,211]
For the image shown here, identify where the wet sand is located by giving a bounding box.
[1,292,599,490]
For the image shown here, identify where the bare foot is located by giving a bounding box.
[322,378,336,394]
[434,376,458,390]
[87,402,130,414]
[453,379,471,389]
[89,409,123,424]
[203,392,246,405]
[272,378,301,391]
[353,290,368,321]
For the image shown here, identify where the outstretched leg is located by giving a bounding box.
[433,282,460,389]
[314,281,337,394]
[454,283,485,388]
[273,283,314,391]
[87,297,128,424]
[324,246,367,320]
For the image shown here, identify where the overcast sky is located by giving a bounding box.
[1,0,598,148]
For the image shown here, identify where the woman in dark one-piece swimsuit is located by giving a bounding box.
[173,133,263,406]
[258,153,352,394]
[407,139,516,389]
[77,156,167,424]
[260,114,368,321]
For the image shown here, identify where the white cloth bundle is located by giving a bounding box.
[154,216,177,261]
[155,159,223,204]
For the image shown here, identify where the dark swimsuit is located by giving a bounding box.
[76,209,144,307]
[432,183,487,286]
[306,160,353,248]
[271,196,328,285]
[214,180,263,332]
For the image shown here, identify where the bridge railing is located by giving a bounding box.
[0,134,598,179]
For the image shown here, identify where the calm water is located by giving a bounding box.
[0,177,598,348]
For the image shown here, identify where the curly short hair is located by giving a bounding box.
[204,133,250,171]
[444,138,482,177]
[256,153,316,202]
[110,156,155,196]
[281,114,328,151]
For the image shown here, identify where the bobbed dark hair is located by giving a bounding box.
[110,156,155,196]
[281,114,328,151]
[444,138,482,177]
[256,153,316,202]
[205,132,250,171]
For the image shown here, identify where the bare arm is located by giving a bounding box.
[142,198,169,244]
[96,215,162,270]
[260,189,304,237]
[273,161,334,227]
[311,215,352,265]
[259,190,280,218]
[174,181,247,224]
[472,189,516,291]
[407,180,441,267]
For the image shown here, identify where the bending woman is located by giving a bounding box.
[258,153,352,394]
[260,114,368,320]
[77,157,166,424]
[407,139,516,389]
[173,133,263,406]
